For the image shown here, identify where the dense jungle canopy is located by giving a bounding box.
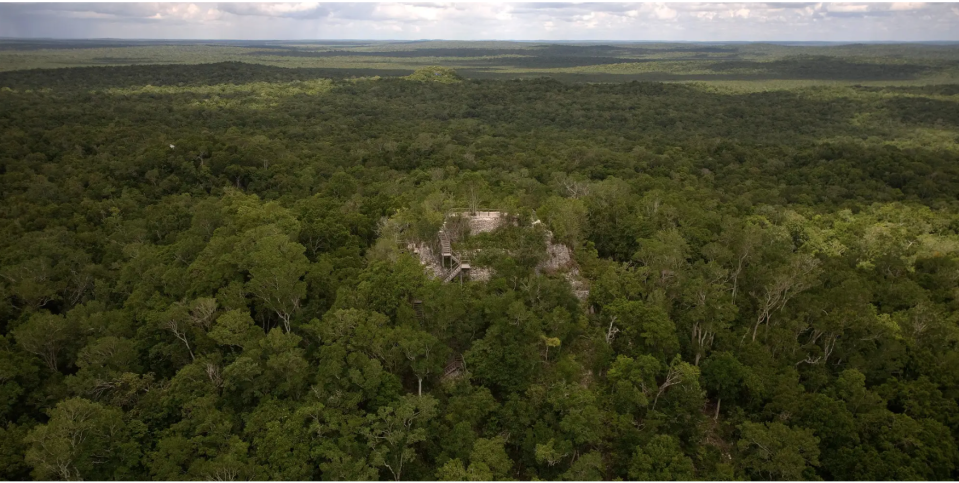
[1,40,959,480]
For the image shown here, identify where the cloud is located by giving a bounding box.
[889,3,927,11]
[827,4,870,13]
[654,4,678,20]
[0,2,956,41]
[217,3,333,19]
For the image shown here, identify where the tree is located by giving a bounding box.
[5,49,959,483]
[749,252,821,342]
[157,303,196,362]
[221,328,309,404]
[550,383,605,447]
[0,336,39,423]
[736,421,820,480]
[605,298,680,361]
[12,311,77,372]
[243,399,314,480]
[704,220,763,302]
[66,336,140,400]
[24,398,144,480]
[628,435,694,480]
[147,395,255,481]
[464,320,540,396]
[535,438,573,468]
[245,227,309,333]
[678,261,736,365]
[0,420,29,481]
[437,436,513,480]
[209,309,263,349]
[364,394,438,481]
[701,352,758,420]
[562,451,605,481]
[395,325,449,396]
[435,459,471,481]
[539,196,588,247]
[467,436,513,480]
[634,228,689,292]
[607,354,660,415]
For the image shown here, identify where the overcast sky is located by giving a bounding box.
[1,2,958,42]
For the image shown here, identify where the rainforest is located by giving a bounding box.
[1,40,959,480]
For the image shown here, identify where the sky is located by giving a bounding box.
[1,2,958,42]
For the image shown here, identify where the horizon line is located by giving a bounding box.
[3,37,959,44]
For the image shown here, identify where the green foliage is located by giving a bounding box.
[629,434,695,480]
[11,311,78,372]
[539,196,588,247]
[605,298,681,361]
[437,436,513,480]
[406,66,463,84]
[736,421,821,480]
[25,398,145,480]
[0,42,958,481]
[365,394,439,480]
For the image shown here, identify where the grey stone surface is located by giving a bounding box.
[409,212,588,301]
[459,211,506,235]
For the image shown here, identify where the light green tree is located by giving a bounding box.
[25,398,144,480]
[737,421,820,480]
[364,394,438,481]
[436,436,513,480]
[539,196,588,247]
[244,227,309,333]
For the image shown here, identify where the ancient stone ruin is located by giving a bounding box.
[407,210,588,300]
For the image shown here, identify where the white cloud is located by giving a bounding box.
[654,4,678,20]
[828,4,870,13]
[217,2,333,19]
[373,3,443,22]
[0,2,956,41]
[889,3,927,11]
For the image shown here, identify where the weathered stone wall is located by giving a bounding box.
[537,228,589,301]
[469,267,493,282]
[460,211,505,235]
[410,212,588,300]
[408,242,445,279]
[541,241,572,272]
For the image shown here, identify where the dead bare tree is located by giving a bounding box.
[205,362,223,388]
[796,331,838,366]
[189,298,218,331]
[749,253,821,342]
[605,315,620,345]
[652,363,686,411]
[562,178,590,198]
[691,322,715,366]
[728,225,762,302]
[165,314,194,361]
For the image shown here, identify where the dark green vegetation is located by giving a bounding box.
[1,41,959,480]
[3,39,959,86]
